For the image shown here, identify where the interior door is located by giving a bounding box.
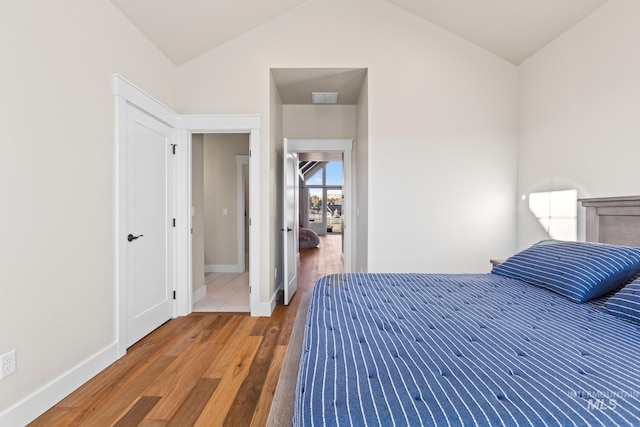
[283,139,299,305]
[126,106,174,347]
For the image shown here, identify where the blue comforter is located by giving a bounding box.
[294,273,640,426]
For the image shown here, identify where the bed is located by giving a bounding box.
[269,196,640,426]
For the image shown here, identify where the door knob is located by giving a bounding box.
[127,234,143,242]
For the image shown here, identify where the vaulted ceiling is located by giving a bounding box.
[110,0,608,67]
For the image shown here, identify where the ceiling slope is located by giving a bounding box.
[110,0,610,67]
[387,0,608,65]
[110,0,309,66]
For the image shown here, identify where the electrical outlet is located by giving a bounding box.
[0,350,16,379]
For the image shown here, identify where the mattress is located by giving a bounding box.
[293,273,640,426]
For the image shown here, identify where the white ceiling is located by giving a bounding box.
[272,68,368,105]
[110,0,609,103]
[388,0,608,65]
[109,0,308,66]
[110,0,609,67]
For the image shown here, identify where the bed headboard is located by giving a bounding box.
[580,196,640,246]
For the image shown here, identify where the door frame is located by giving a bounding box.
[237,155,250,273]
[176,122,261,317]
[286,139,354,272]
[115,75,263,357]
[115,76,179,357]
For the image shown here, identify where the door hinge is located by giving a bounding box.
[249,149,251,158]
[171,144,177,155]
[172,218,176,227]
[173,291,176,300]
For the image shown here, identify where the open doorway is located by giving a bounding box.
[282,139,353,304]
[299,154,344,254]
[191,133,251,312]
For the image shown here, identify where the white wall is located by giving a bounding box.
[177,0,518,299]
[283,105,357,139]
[0,0,176,420]
[270,74,284,298]
[517,0,640,250]
[355,74,369,272]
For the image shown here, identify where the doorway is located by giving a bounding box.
[302,159,343,237]
[282,139,353,304]
[191,134,250,312]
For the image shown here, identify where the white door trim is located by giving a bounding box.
[175,120,262,317]
[237,155,249,273]
[114,75,263,359]
[115,75,180,357]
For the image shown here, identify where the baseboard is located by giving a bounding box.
[251,289,280,317]
[193,285,206,303]
[205,264,243,273]
[0,342,119,426]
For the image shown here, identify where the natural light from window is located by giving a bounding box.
[305,161,343,234]
[528,189,578,241]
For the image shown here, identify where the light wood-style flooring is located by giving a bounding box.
[29,235,343,427]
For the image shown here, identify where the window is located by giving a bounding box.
[528,189,577,241]
[304,161,343,234]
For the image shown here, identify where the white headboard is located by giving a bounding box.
[580,196,640,246]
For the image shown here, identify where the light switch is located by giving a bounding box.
[223,208,228,216]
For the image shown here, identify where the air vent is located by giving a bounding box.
[311,92,338,104]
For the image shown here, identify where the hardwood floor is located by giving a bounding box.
[30,235,343,427]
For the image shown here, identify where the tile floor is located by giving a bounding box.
[193,271,250,312]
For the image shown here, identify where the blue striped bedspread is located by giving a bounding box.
[293,273,640,426]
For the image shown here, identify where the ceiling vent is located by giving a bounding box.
[311,92,338,104]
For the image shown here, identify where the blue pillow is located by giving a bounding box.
[603,279,640,324]
[492,240,640,303]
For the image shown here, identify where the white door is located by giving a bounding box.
[126,106,174,347]
[283,139,299,305]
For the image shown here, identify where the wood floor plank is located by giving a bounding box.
[138,420,169,427]
[143,334,223,419]
[163,313,220,357]
[113,396,161,427]
[165,378,220,427]
[56,356,176,427]
[49,316,207,426]
[205,313,232,332]
[203,316,259,379]
[250,344,288,427]
[193,336,263,426]
[56,316,193,410]
[223,321,281,425]
[210,313,247,345]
